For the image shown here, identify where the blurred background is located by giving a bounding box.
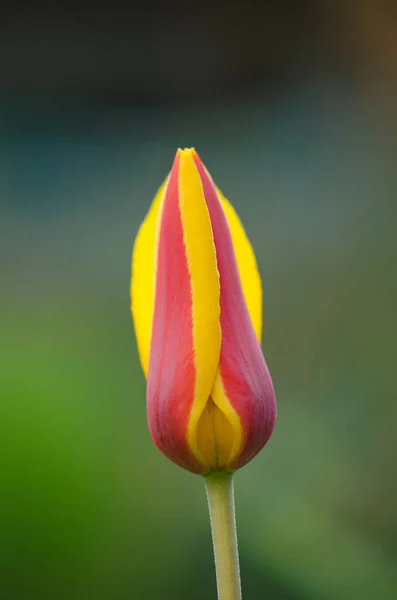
[1,1,397,598]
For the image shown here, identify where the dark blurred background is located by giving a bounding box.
[1,1,397,599]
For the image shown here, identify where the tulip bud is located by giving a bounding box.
[131,149,276,474]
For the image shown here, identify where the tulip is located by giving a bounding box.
[131,148,276,474]
[130,148,277,599]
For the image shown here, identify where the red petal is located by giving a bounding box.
[147,152,203,473]
[193,152,277,469]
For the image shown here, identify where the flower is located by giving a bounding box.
[131,148,276,474]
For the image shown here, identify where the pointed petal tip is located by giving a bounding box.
[172,149,182,167]
[178,148,201,174]
[175,147,197,159]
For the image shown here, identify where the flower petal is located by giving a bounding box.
[147,150,221,473]
[193,150,277,471]
[131,177,168,377]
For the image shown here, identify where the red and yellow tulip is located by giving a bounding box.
[131,149,276,475]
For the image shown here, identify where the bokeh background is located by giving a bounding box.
[1,1,397,599]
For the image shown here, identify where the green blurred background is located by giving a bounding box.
[1,2,397,599]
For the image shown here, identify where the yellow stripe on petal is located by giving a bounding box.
[210,376,243,470]
[131,178,168,376]
[196,397,235,469]
[178,149,222,466]
[216,187,263,343]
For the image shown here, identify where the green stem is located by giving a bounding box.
[204,472,242,600]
